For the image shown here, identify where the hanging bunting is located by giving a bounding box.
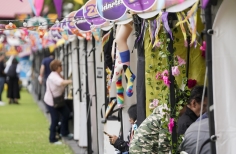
[176,12,187,47]
[83,0,106,26]
[35,0,44,16]
[28,0,37,16]
[53,0,63,19]
[152,13,162,48]
[162,12,173,40]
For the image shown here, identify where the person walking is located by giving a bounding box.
[0,53,6,102]
[44,60,73,144]
[39,52,54,112]
[39,52,54,86]
[5,58,20,104]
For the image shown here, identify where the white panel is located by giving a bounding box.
[79,102,88,147]
[71,40,81,140]
[87,41,99,154]
[95,41,105,154]
[212,0,236,153]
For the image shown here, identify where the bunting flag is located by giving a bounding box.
[53,0,63,19]
[153,13,162,49]
[176,12,187,47]
[35,0,44,16]
[28,0,37,16]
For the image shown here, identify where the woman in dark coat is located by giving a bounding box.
[6,58,20,104]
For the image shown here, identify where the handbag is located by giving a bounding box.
[48,80,65,108]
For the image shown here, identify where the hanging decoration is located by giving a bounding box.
[74,8,91,32]
[53,0,63,19]
[121,0,156,12]
[34,0,44,16]
[83,0,106,26]
[96,0,127,21]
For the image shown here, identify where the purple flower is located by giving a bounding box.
[168,118,174,134]
[163,76,171,87]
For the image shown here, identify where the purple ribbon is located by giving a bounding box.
[202,0,209,8]
[151,19,157,44]
[136,20,146,43]
[162,12,173,40]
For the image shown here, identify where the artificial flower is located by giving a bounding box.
[200,41,206,58]
[162,70,169,77]
[172,66,180,76]
[155,72,163,80]
[149,99,159,109]
[163,76,171,87]
[177,56,186,66]
[187,79,197,89]
[168,118,174,134]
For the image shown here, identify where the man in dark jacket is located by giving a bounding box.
[180,118,211,154]
[177,86,208,135]
[109,104,137,153]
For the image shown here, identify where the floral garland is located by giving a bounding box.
[146,27,194,153]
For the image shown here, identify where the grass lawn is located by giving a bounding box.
[0,89,73,154]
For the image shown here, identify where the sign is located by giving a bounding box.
[122,0,156,12]
[74,8,91,32]
[83,0,106,26]
[96,0,127,21]
[97,67,103,78]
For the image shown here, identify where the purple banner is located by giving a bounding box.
[96,0,127,21]
[74,8,91,32]
[83,0,106,26]
[122,0,156,12]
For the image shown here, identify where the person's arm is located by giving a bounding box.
[39,64,45,84]
[112,137,129,152]
[61,80,72,86]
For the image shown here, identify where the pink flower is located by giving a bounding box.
[152,99,159,107]
[177,56,186,66]
[200,41,206,58]
[155,72,163,80]
[149,99,159,109]
[162,70,169,77]
[168,118,175,134]
[172,66,180,76]
[163,76,171,87]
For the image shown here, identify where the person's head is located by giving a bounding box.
[49,52,54,57]
[12,58,18,65]
[50,59,62,73]
[0,53,5,61]
[187,86,208,117]
[127,104,137,125]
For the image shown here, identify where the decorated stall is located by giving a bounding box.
[2,0,231,153]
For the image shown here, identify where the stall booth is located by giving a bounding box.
[28,0,236,153]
